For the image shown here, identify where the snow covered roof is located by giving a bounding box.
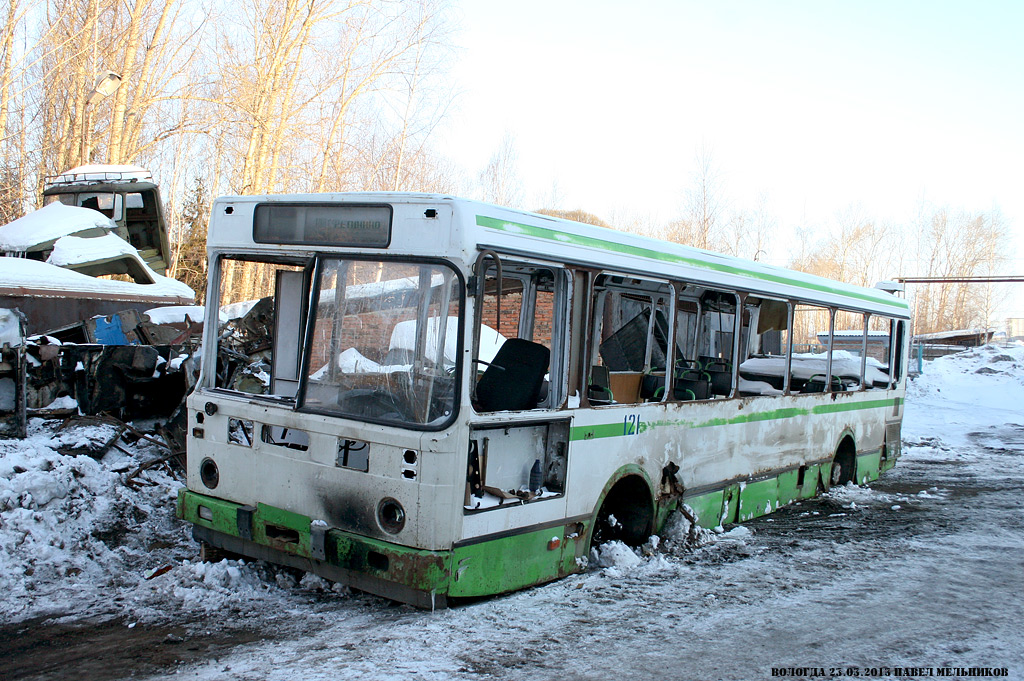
[0,257,194,302]
[47,232,141,269]
[914,328,993,342]
[818,330,891,339]
[0,203,114,253]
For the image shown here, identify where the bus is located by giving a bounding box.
[177,194,910,608]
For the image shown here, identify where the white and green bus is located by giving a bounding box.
[178,194,910,608]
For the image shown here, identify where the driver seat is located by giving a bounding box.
[475,338,550,412]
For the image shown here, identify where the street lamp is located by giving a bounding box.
[81,71,122,164]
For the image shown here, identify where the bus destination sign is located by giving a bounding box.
[254,204,392,247]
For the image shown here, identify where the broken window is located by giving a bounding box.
[212,258,309,399]
[690,290,739,398]
[734,297,789,397]
[589,275,673,405]
[300,258,462,428]
[46,192,124,221]
[473,261,567,411]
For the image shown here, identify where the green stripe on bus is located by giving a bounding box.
[570,422,629,441]
[569,398,902,442]
[476,214,909,311]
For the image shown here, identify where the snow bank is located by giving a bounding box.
[0,203,114,252]
[0,418,319,625]
[905,342,1024,449]
[0,420,163,619]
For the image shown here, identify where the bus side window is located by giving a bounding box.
[475,263,566,410]
[891,319,906,386]
[736,297,788,397]
[588,275,672,405]
[694,290,739,398]
[790,303,832,393]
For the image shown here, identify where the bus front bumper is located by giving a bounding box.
[176,489,451,608]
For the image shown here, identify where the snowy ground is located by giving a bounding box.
[2,345,1023,680]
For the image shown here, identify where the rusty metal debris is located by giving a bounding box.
[0,308,27,438]
[54,415,127,458]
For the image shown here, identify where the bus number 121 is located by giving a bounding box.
[623,414,642,436]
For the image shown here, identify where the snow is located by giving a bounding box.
[334,347,410,374]
[2,343,1024,679]
[0,256,194,301]
[0,307,24,346]
[46,164,152,184]
[41,395,79,411]
[0,203,114,252]
[389,318,505,367]
[144,305,209,325]
[46,232,142,268]
[741,349,890,384]
[314,321,506,377]
[220,299,261,321]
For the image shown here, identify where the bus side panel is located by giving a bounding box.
[856,449,883,485]
[737,477,778,522]
[448,523,582,598]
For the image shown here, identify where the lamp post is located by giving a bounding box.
[80,71,122,165]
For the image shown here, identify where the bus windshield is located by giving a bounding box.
[300,258,463,428]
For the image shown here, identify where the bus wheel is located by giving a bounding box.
[592,476,654,547]
[830,438,857,487]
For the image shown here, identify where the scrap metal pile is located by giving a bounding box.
[0,306,201,454]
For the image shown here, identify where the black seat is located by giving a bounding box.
[674,369,710,400]
[800,373,843,393]
[640,373,665,400]
[475,339,550,411]
[588,365,614,405]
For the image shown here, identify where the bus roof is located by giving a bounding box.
[208,193,911,318]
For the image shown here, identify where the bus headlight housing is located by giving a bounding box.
[377,498,405,534]
[200,458,220,489]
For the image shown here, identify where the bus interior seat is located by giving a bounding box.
[800,374,843,394]
[588,365,614,405]
[675,370,710,400]
[640,373,664,401]
[699,368,729,396]
[475,338,550,411]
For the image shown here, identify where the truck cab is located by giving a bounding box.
[42,165,172,274]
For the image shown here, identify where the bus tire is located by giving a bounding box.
[591,475,654,547]
[830,437,857,487]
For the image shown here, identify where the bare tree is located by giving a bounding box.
[479,131,523,207]
[909,206,1009,334]
[721,193,775,261]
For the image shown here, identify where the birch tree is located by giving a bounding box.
[479,131,523,207]
[665,142,725,250]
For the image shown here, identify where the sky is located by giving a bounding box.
[439,0,1024,276]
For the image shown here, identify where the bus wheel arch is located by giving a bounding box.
[588,465,656,550]
[830,433,857,487]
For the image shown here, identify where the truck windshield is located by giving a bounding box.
[300,258,463,429]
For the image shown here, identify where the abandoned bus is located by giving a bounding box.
[177,194,910,607]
